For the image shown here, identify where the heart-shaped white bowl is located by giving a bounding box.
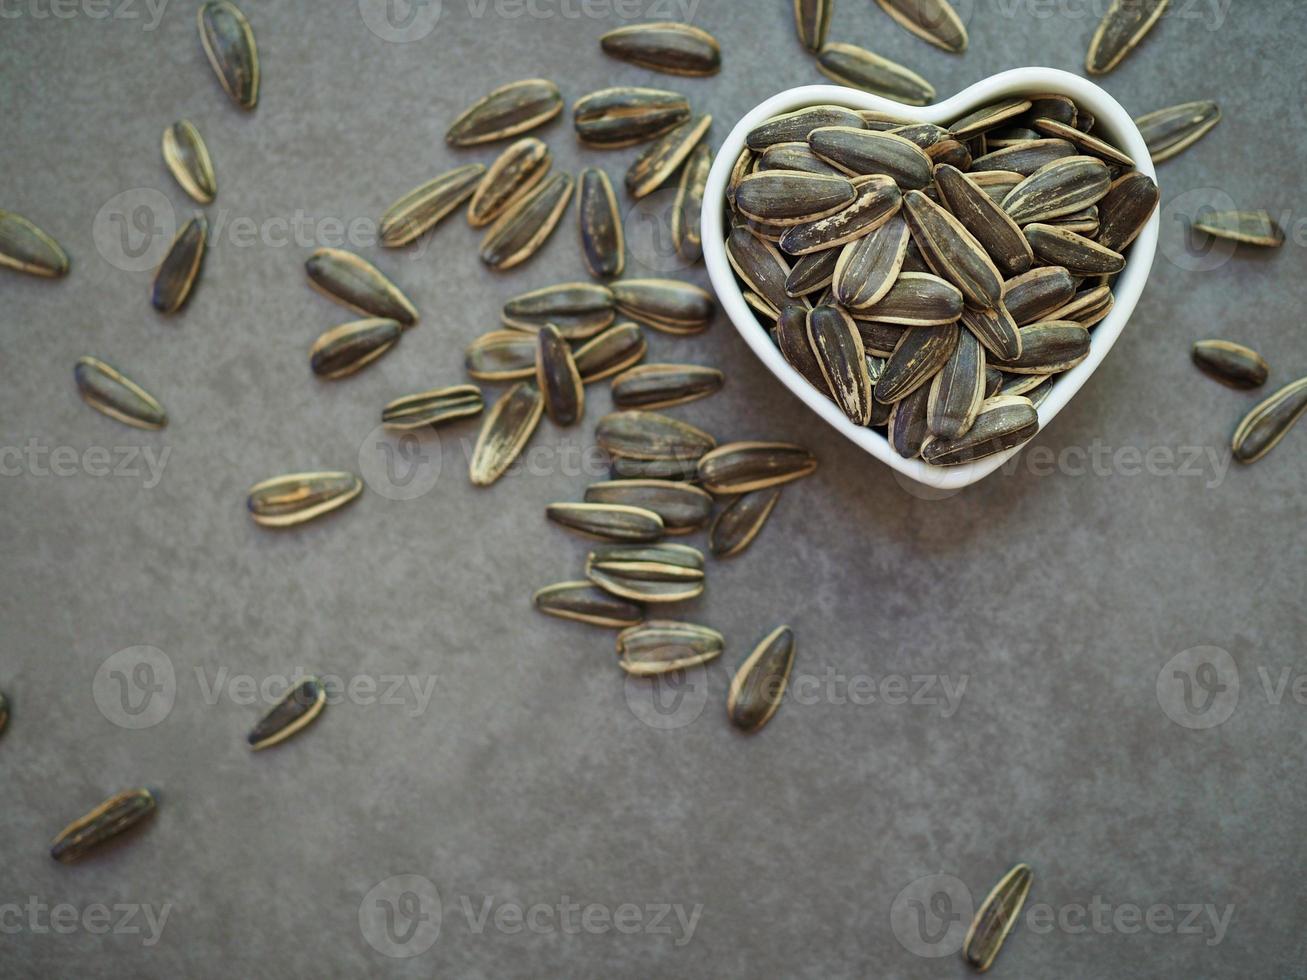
[702,67,1159,490]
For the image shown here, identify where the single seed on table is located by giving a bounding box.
[1024,224,1125,276]
[584,479,713,535]
[383,385,484,429]
[875,0,968,51]
[746,106,866,151]
[1086,0,1169,75]
[949,98,1031,140]
[696,442,817,494]
[599,22,721,76]
[903,190,1003,310]
[1003,266,1076,326]
[888,383,931,458]
[611,363,724,410]
[446,78,562,146]
[990,321,1090,374]
[808,305,873,425]
[853,271,963,326]
[779,174,902,256]
[727,226,794,315]
[808,128,934,190]
[465,330,538,381]
[572,87,690,148]
[578,167,625,278]
[815,42,935,105]
[596,410,716,461]
[617,620,724,676]
[727,626,796,733]
[734,171,857,226]
[610,456,701,481]
[921,394,1038,465]
[151,215,207,314]
[585,543,705,603]
[1134,101,1220,163]
[546,502,664,543]
[161,120,217,204]
[534,581,644,628]
[502,282,615,338]
[535,324,584,426]
[50,789,156,863]
[246,471,362,527]
[963,864,1033,972]
[960,304,1022,361]
[672,142,712,263]
[469,382,544,486]
[1047,285,1114,326]
[1000,155,1112,225]
[933,163,1033,277]
[380,164,487,246]
[970,139,1076,176]
[1096,171,1160,252]
[197,0,258,109]
[927,327,985,440]
[875,321,960,403]
[309,318,401,380]
[480,171,575,270]
[793,0,833,52]
[710,487,781,558]
[773,304,830,392]
[1231,377,1307,464]
[611,278,715,335]
[0,210,69,278]
[785,249,840,296]
[1191,340,1268,389]
[1193,211,1284,247]
[306,248,418,327]
[574,322,647,382]
[625,114,712,199]
[832,213,910,310]
[467,139,551,228]
[248,678,326,750]
[74,357,167,430]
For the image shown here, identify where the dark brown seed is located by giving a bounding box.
[1135,101,1221,163]
[1232,377,1307,464]
[854,271,963,326]
[309,318,401,380]
[1194,211,1285,247]
[779,175,903,255]
[610,456,701,481]
[535,324,584,426]
[903,190,1003,309]
[991,321,1090,374]
[727,227,793,314]
[596,410,716,461]
[887,383,931,457]
[728,626,796,733]
[611,363,724,410]
[469,382,544,486]
[855,319,910,358]
[50,789,157,863]
[759,141,845,176]
[585,479,713,535]
[1028,117,1134,168]
[1025,224,1125,276]
[626,114,713,198]
[248,678,326,750]
[468,140,551,229]
[1047,285,1114,327]
[465,330,538,381]
[1003,266,1077,326]
[383,385,484,429]
[617,620,724,676]
[785,249,841,296]
[573,87,691,148]
[502,282,615,338]
[0,691,7,738]
[971,139,1077,176]
[673,142,712,264]
[198,0,258,109]
[794,0,833,52]
[696,442,817,494]
[381,164,487,246]
[815,42,935,105]
[735,170,858,226]
[876,321,959,402]
[447,78,563,146]
[960,304,1022,361]
[922,395,1039,465]
[546,502,664,542]
[575,322,647,382]
[808,127,934,190]
[950,98,1032,140]
[247,472,362,527]
[891,122,952,150]
[533,581,644,629]
[600,22,721,76]
[586,542,705,603]
[928,327,985,439]
[1024,94,1078,127]
[1096,171,1160,252]
[926,138,972,170]
[773,305,830,392]
[1192,340,1268,389]
[151,215,207,314]
[874,0,968,52]
[481,172,575,270]
[1086,0,1169,75]
[0,210,69,278]
[1001,156,1112,225]
[963,864,1034,972]
[934,163,1033,277]
[984,367,1004,398]
[747,106,866,150]
[709,487,782,558]
[727,147,754,210]
[578,168,625,278]
[162,120,217,204]
[832,214,910,310]
[808,305,873,424]
[306,248,418,327]
[74,357,167,430]
[969,170,1025,204]
[1048,205,1100,237]
[611,279,715,335]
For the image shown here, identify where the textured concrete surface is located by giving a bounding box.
[2,1,1304,977]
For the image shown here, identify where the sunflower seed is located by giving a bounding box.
[310,318,401,380]
[535,324,585,426]
[794,0,833,51]
[991,321,1090,373]
[1003,266,1077,325]
[596,410,716,461]
[1024,223,1125,275]
[465,146,550,231]
[672,142,712,264]
[903,190,1003,309]
[576,167,625,279]
[1193,210,1285,247]
[949,99,1031,141]
[151,215,207,314]
[969,170,1025,204]
[984,367,1004,398]
[759,141,845,176]
[876,321,959,402]
[735,170,858,226]
[502,282,615,338]
[1047,284,1114,326]
[696,442,817,494]
[626,114,712,198]
[927,138,972,170]
[998,372,1050,397]
[1134,100,1220,163]
[575,322,648,381]
[971,139,1077,176]
[74,357,167,430]
[1025,376,1058,408]
[959,304,1022,361]
[584,479,713,534]
[1048,205,1100,237]
[600,22,721,75]
[573,86,691,147]
[1086,0,1169,74]
[1024,94,1078,127]
[383,385,484,429]
[198,0,258,109]
[833,214,911,310]
[469,382,544,486]
[162,120,217,204]
[612,363,724,410]
[727,147,754,210]
[816,42,935,106]
[855,319,909,358]
[1096,171,1159,252]
[1075,108,1097,133]
[246,471,362,527]
[611,278,715,334]
[887,383,931,457]
[377,164,486,247]
[934,163,1033,276]
[306,248,418,327]
[922,394,1038,465]
[248,678,326,750]
[807,305,873,424]
[50,789,156,863]
[617,620,724,675]
[783,250,839,298]
[586,542,705,602]
[963,864,1033,972]
[447,78,562,146]
[0,210,69,278]
[778,175,902,255]
[1192,340,1268,390]
[480,171,575,270]
[985,127,1042,150]
[1028,117,1134,168]
[1001,155,1112,225]
[891,122,953,150]
[774,305,830,391]
[709,487,782,558]
[610,456,702,481]
[747,106,866,150]
[546,502,664,542]
[0,691,7,737]
[534,581,644,628]
[1232,377,1307,464]
[808,127,935,189]
[464,331,537,381]
[927,327,985,439]
[726,625,796,732]
[727,227,794,313]
[854,271,963,325]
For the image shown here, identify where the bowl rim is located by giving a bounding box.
[701,67,1160,490]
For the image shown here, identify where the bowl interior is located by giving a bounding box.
[701,68,1159,490]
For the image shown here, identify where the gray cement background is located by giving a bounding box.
[2,0,1305,976]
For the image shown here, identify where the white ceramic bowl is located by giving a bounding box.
[702,67,1159,490]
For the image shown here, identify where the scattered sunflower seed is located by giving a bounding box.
[246,471,362,527]
[617,620,724,675]
[596,410,716,461]
[573,86,691,148]
[584,479,713,534]
[727,626,796,733]
[380,164,487,246]
[536,323,585,426]
[502,282,615,338]
[1191,340,1268,389]
[575,322,648,381]
[600,22,722,76]
[672,142,712,264]
[470,382,544,486]
[161,120,217,204]
[50,788,156,863]
[1134,100,1220,163]
[578,167,625,278]
[151,215,207,314]
[696,442,817,494]
[1086,0,1169,75]
[480,171,575,270]
[710,487,782,558]
[383,385,484,429]
[0,691,7,737]
[0,210,69,278]
[546,502,664,542]
[963,864,1033,972]
[465,330,539,381]
[875,0,967,52]
[447,78,563,146]
[816,42,935,106]
[794,0,833,51]
[248,678,326,750]
[467,139,551,229]
[1231,377,1307,463]
[611,278,715,334]
[533,581,644,628]
[309,318,401,380]
[586,542,705,602]
[1193,210,1284,247]
[626,114,712,198]
[74,357,167,430]
[198,0,258,109]
[610,456,701,481]
[306,248,418,327]
[612,363,724,410]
